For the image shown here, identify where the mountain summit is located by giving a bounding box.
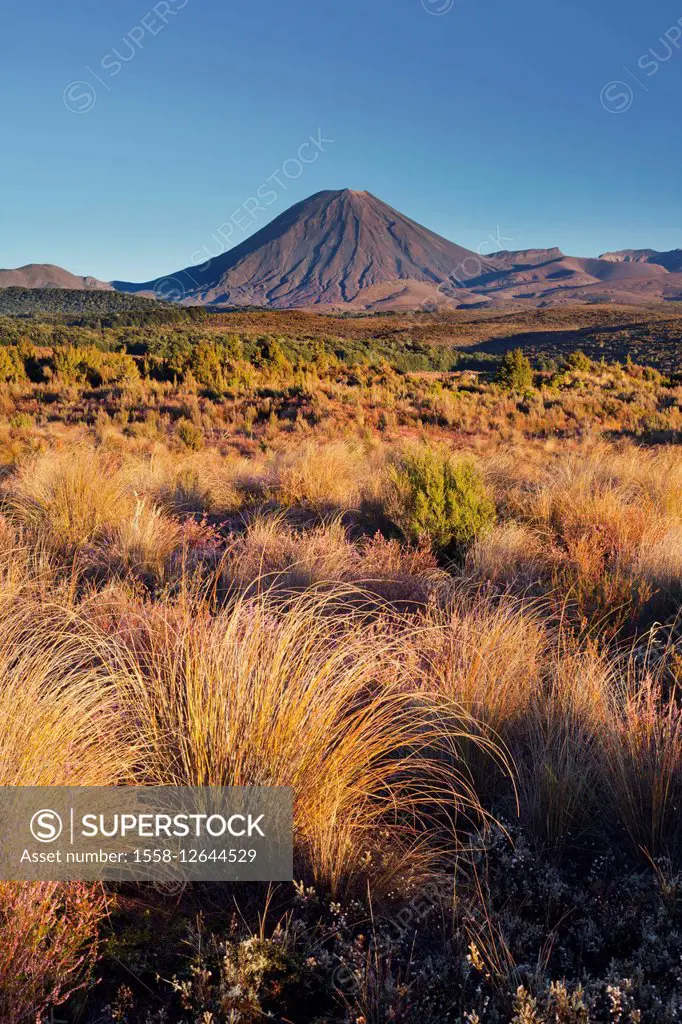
[2,194,679,311]
[114,189,496,309]
[112,189,682,310]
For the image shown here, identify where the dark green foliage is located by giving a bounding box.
[497,347,534,391]
[0,287,205,323]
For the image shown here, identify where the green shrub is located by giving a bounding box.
[386,445,496,553]
[223,358,256,390]
[190,340,226,390]
[51,346,87,384]
[50,345,139,387]
[175,417,204,450]
[497,348,533,391]
[253,336,292,375]
[96,351,140,386]
[0,346,26,383]
[565,350,592,373]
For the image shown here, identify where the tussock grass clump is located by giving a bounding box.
[477,441,682,629]
[0,600,140,787]
[223,514,355,593]
[221,513,448,605]
[602,657,682,859]
[266,439,378,511]
[0,574,139,1021]
[122,589,495,894]
[95,497,186,581]
[1,445,218,584]
[515,643,613,853]
[423,588,547,733]
[3,445,133,550]
[122,447,246,515]
[635,523,682,599]
[418,589,549,821]
[466,521,550,589]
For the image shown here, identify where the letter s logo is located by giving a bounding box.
[30,809,63,843]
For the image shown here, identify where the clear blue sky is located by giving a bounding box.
[1,0,681,281]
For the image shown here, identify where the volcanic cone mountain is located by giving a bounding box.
[113,189,497,309]
[113,189,682,310]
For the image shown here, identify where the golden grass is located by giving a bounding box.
[0,601,140,787]
[96,497,185,580]
[1,430,682,1014]
[466,521,550,589]
[601,655,682,858]
[265,439,382,510]
[422,588,547,734]
[122,446,245,515]
[220,514,447,605]
[470,440,682,629]
[223,513,354,593]
[2,445,134,550]
[117,588,496,894]
[0,436,679,868]
[515,643,612,852]
[0,558,137,1022]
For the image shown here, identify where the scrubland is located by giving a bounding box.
[2,310,682,1022]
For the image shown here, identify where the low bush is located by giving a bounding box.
[386,444,496,553]
[0,881,105,1023]
[175,417,204,450]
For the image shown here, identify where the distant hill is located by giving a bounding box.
[599,248,682,273]
[0,264,111,291]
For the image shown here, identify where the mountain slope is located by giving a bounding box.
[113,189,499,308]
[0,264,111,291]
[113,190,682,311]
[474,249,682,307]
